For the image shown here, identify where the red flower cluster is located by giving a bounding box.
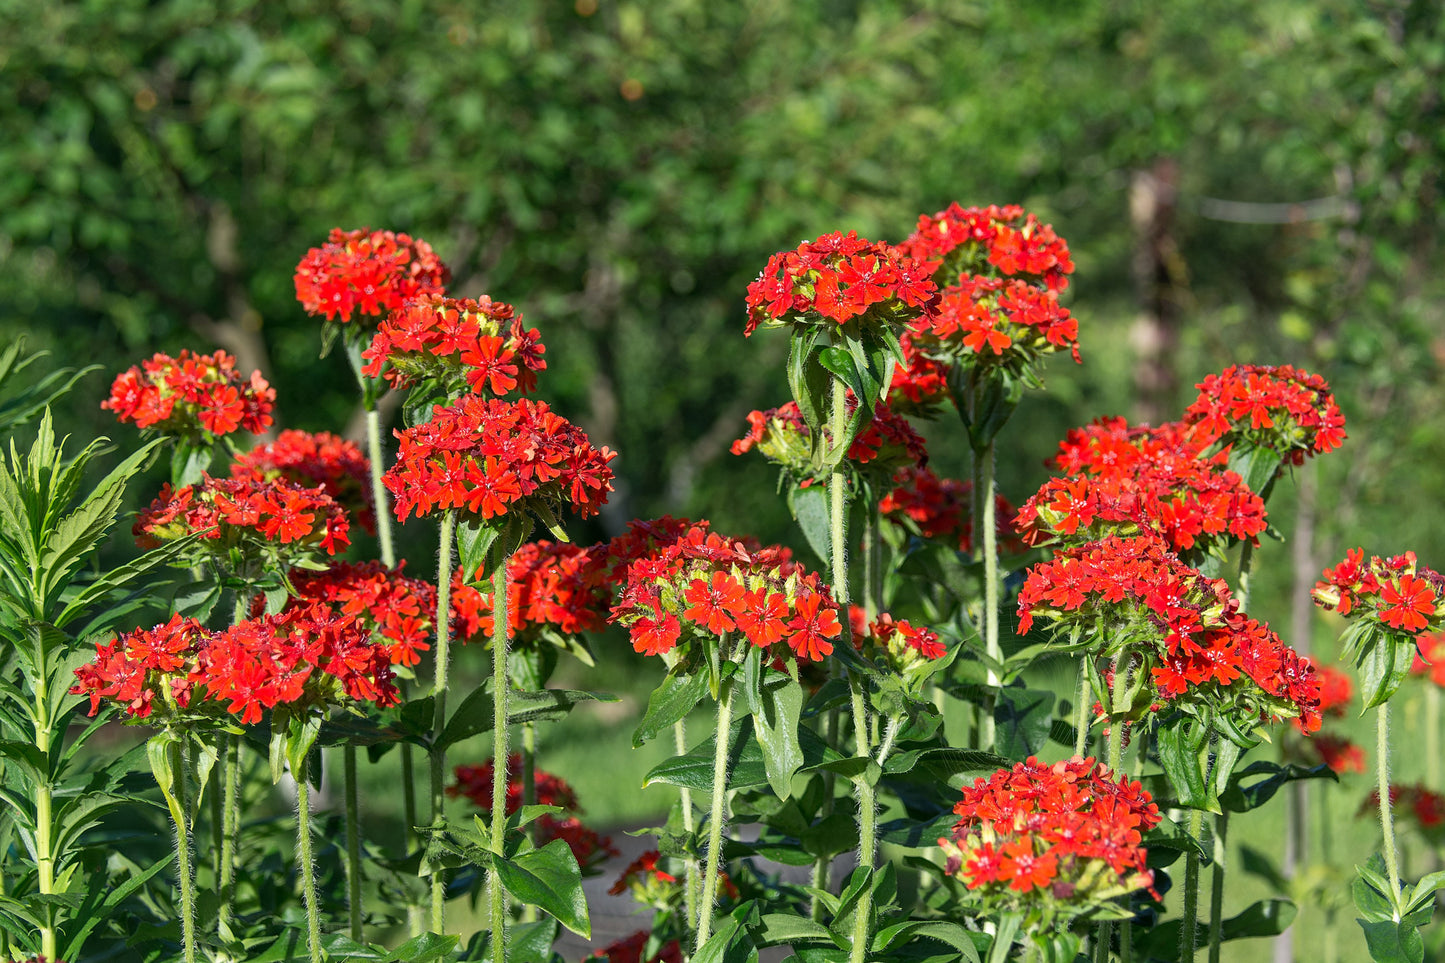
[731,398,927,483]
[610,521,842,665]
[1314,664,1354,717]
[134,474,351,560]
[887,332,952,414]
[384,397,615,523]
[608,850,678,897]
[899,203,1074,293]
[451,541,610,645]
[848,607,947,682]
[232,429,375,534]
[1183,364,1346,464]
[880,465,1021,555]
[1361,784,1445,836]
[587,932,683,963]
[1308,733,1366,774]
[918,276,1080,365]
[72,605,398,725]
[294,227,449,324]
[360,294,546,398]
[938,756,1159,907]
[449,754,617,868]
[1313,549,1444,634]
[287,562,437,668]
[1411,632,1445,687]
[103,350,274,441]
[744,230,937,336]
[1018,534,1322,732]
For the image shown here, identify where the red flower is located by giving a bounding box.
[103,350,274,442]
[232,430,375,534]
[134,475,351,563]
[1382,574,1437,632]
[361,294,546,398]
[1313,550,1443,638]
[1309,732,1366,774]
[588,932,684,963]
[786,592,841,661]
[449,753,580,814]
[731,397,927,484]
[1183,364,1346,464]
[900,202,1074,293]
[294,227,449,325]
[682,571,744,635]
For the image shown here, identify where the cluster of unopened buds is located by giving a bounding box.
[1017,533,1322,732]
[731,397,927,484]
[610,523,842,664]
[134,474,351,561]
[744,230,937,335]
[71,606,399,726]
[938,756,1160,913]
[103,349,275,442]
[1313,549,1444,634]
[449,754,617,869]
[293,226,450,324]
[231,428,376,534]
[361,293,547,398]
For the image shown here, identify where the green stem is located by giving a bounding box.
[696,676,736,953]
[365,405,398,569]
[520,720,538,925]
[877,716,902,768]
[33,626,57,961]
[219,733,240,933]
[296,756,322,963]
[488,556,512,955]
[431,509,458,933]
[851,676,871,757]
[1207,810,1229,963]
[1236,541,1254,610]
[849,677,879,963]
[1180,806,1205,963]
[675,719,701,939]
[344,745,364,940]
[170,739,197,963]
[1096,658,1130,961]
[973,439,1000,750]
[1376,701,1404,907]
[1075,657,1092,757]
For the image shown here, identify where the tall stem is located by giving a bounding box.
[696,677,736,952]
[295,756,322,963]
[1235,541,1255,610]
[169,739,197,963]
[488,556,512,954]
[849,677,879,963]
[1207,811,1230,963]
[862,504,882,620]
[344,745,364,940]
[1075,657,1092,757]
[365,406,397,569]
[1376,701,1404,906]
[675,719,701,936]
[1180,805,1205,962]
[973,439,1000,750]
[430,509,457,932]
[1096,658,1130,962]
[33,626,57,961]
[219,733,241,932]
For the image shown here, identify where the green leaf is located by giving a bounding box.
[745,654,805,799]
[1155,716,1216,810]
[787,482,833,569]
[508,688,618,726]
[645,717,841,792]
[1359,920,1425,963]
[388,932,461,961]
[693,911,759,963]
[1219,761,1336,813]
[456,518,500,582]
[438,684,494,750]
[1227,443,1284,496]
[991,686,1054,761]
[874,920,981,961]
[493,838,590,938]
[788,329,829,434]
[1139,898,1297,957]
[1358,633,1414,709]
[755,913,832,946]
[634,669,709,748]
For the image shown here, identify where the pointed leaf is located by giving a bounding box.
[492,838,590,938]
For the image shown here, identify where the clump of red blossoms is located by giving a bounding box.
[450,754,617,869]
[1183,364,1346,465]
[294,227,449,325]
[609,848,738,912]
[848,606,945,669]
[914,275,1080,368]
[1360,785,1445,840]
[586,932,684,963]
[886,332,952,415]
[1314,663,1354,717]
[451,540,609,646]
[232,429,375,534]
[285,562,437,668]
[1411,632,1445,687]
[103,350,275,442]
[731,397,927,484]
[71,605,398,725]
[1313,549,1444,634]
[1014,426,1267,555]
[1307,733,1366,774]
[744,230,937,336]
[899,203,1074,293]
[384,396,615,523]
[879,465,1022,555]
[134,475,351,563]
[937,756,1160,914]
[610,522,842,665]
[361,294,546,399]
[1017,534,1322,732]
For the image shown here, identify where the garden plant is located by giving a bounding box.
[0,207,1441,963]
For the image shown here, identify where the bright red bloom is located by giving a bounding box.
[294,227,449,325]
[1361,784,1445,836]
[588,932,684,963]
[879,465,1022,555]
[286,562,436,667]
[384,396,615,523]
[103,350,274,442]
[232,429,375,534]
[851,607,946,670]
[1313,664,1354,716]
[786,592,842,661]
[1411,632,1445,688]
[449,753,580,814]
[1183,364,1346,465]
[1313,549,1443,639]
[1382,574,1437,632]
[1309,732,1366,774]
[682,571,744,635]
[450,541,611,648]
[900,202,1074,293]
[915,275,1080,368]
[361,294,546,398]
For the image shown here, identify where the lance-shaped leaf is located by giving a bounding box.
[492,838,590,938]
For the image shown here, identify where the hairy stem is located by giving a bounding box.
[1207,810,1230,963]
[219,733,241,933]
[1096,657,1130,961]
[33,626,57,961]
[849,677,879,963]
[520,720,539,924]
[344,745,364,940]
[974,439,1000,750]
[697,677,736,952]
[170,739,197,963]
[675,719,701,937]
[1180,805,1205,962]
[295,757,322,963]
[488,557,513,955]
[365,405,397,569]
[1075,657,1092,757]
[430,509,457,932]
[1376,701,1404,906]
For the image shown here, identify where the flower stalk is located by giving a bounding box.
[219,733,241,933]
[169,738,197,963]
[488,554,513,955]
[344,744,364,940]
[849,687,879,963]
[675,718,701,936]
[1375,701,1404,906]
[295,755,322,963]
[696,672,736,951]
[430,508,458,932]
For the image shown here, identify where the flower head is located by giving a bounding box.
[285,562,437,668]
[1313,550,1443,636]
[587,932,684,963]
[294,227,449,325]
[450,540,611,648]
[880,465,1022,555]
[731,398,927,485]
[1183,364,1346,465]
[900,203,1074,293]
[232,429,374,534]
[103,350,274,443]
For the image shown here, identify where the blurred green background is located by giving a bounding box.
[4,0,1445,957]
